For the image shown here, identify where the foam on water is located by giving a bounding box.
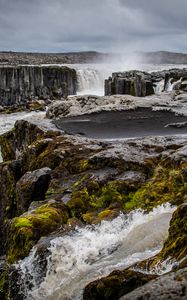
[17,203,175,300]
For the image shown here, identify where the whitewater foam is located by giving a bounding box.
[17,203,175,300]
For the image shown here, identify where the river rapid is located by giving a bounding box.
[17,204,175,300]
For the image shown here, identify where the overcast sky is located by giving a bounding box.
[0,0,187,53]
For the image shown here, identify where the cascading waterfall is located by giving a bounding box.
[154,79,165,94]
[75,68,105,95]
[165,77,182,92]
[16,203,175,300]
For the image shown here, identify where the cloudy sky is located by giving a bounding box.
[0,0,186,53]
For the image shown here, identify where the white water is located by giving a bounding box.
[17,203,175,300]
[165,77,182,92]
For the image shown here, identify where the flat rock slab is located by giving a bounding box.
[54,108,187,139]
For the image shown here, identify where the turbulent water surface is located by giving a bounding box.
[17,204,175,300]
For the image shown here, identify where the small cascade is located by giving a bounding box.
[165,77,182,92]
[154,79,165,93]
[17,203,175,300]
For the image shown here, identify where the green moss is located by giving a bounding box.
[159,203,187,261]
[7,202,69,263]
[124,165,187,211]
[67,188,90,218]
[14,217,33,228]
[83,269,157,300]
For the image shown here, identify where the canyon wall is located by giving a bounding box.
[0,65,77,106]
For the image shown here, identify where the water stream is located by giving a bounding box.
[17,204,175,300]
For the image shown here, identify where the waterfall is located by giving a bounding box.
[75,67,105,95]
[16,203,175,300]
[165,77,182,92]
[154,79,165,93]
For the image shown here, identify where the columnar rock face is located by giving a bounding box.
[105,71,154,97]
[0,65,77,106]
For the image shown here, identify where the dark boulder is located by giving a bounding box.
[16,167,52,214]
[83,269,157,300]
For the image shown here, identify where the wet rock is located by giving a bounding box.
[105,71,154,97]
[0,161,19,254]
[16,167,52,214]
[83,269,157,300]
[156,203,187,263]
[120,267,187,300]
[6,201,69,263]
[0,65,77,106]
[164,68,187,91]
[134,203,187,273]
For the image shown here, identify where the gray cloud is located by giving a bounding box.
[0,0,187,52]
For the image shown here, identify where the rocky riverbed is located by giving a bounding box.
[0,68,187,300]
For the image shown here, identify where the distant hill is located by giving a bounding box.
[0,50,187,65]
[139,51,187,64]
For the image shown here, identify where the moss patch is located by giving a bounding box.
[124,165,187,211]
[7,202,69,263]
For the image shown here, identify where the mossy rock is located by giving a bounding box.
[82,208,120,224]
[124,165,187,211]
[159,203,187,261]
[7,202,69,263]
[83,269,157,300]
[135,203,187,272]
[67,188,90,218]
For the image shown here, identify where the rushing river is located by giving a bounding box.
[17,204,175,300]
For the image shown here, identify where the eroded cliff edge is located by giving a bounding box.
[0,65,77,106]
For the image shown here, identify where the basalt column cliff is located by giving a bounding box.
[0,65,77,106]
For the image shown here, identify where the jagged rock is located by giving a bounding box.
[164,68,187,91]
[0,65,77,106]
[83,269,157,300]
[16,167,52,214]
[120,267,187,300]
[105,71,154,97]
[0,161,21,255]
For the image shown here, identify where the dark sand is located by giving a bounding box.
[54,108,187,139]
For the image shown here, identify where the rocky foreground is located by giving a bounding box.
[0,89,187,299]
